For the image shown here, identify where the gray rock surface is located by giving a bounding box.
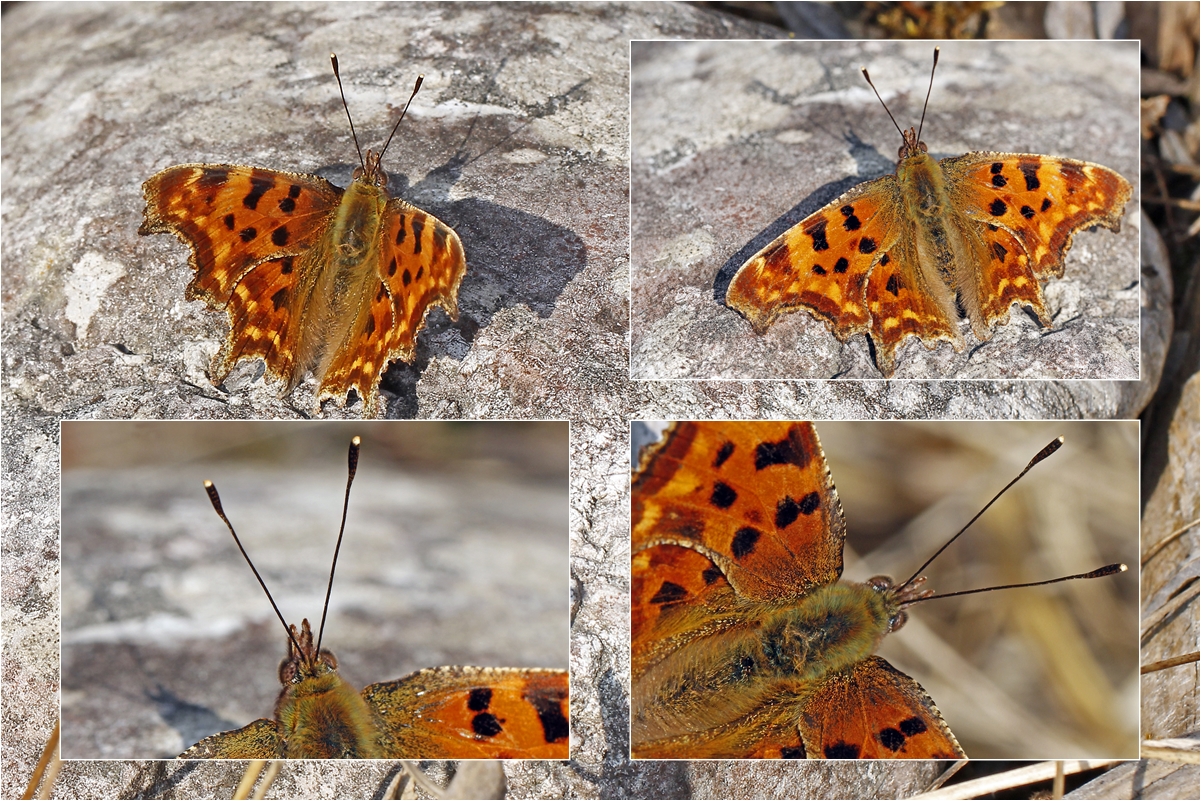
[632,40,1142,380]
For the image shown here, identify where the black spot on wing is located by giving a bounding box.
[1019,161,1041,191]
[731,527,760,559]
[526,686,569,743]
[471,712,503,738]
[710,482,737,509]
[467,687,492,712]
[878,727,906,751]
[412,217,424,254]
[244,175,273,210]
[824,741,861,758]
[650,581,688,605]
[775,497,801,529]
[805,217,829,252]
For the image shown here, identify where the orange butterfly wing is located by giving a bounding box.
[362,666,569,759]
[943,152,1132,336]
[725,179,899,344]
[799,656,962,759]
[318,199,466,407]
[632,422,845,757]
[140,164,342,387]
[631,421,963,760]
[726,176,969,377]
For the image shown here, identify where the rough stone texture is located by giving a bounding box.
[1139,373,1200,741]
[631,40,1143,380]
[633,379,1157,421]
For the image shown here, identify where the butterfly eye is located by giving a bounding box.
[865,575,895,593]
[887,610,909,633]
[319,650,338,671]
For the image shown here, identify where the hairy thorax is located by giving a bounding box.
[632,582,895,743]
[295,180,389,378]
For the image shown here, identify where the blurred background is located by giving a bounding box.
[633,420,1139,759]
[61,421,568,759]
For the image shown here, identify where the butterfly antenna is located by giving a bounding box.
[915,46,940,145]
[315,436,361,657]
[899,437,1065,590]
[912,563,1127,604]
[203,480,303,657]
[378,74,424,167]
[331,53,366,171]
[861,65,906,141]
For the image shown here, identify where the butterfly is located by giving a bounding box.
[180,437,569,759]
[139,55,466,414]
[631,421,1125,759]
[725,48,1133,377]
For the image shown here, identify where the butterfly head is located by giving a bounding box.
[864,574,935,634]
[280,619,339,686]
[354,149,389,188]
[897,127,929,161]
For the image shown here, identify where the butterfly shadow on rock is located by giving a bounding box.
[314,154,588,417]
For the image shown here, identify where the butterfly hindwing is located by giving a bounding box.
[362,666,569,759]
[799,656,963,759]
[215,254,304,385]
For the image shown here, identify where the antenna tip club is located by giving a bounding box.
[203,480,213,488]
[351,435,361,446]
[1119,563,1129,572]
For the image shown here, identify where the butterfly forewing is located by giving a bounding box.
[726,178,902,340]
[362,666,569,759]
[946,152,1132,279]
[633,422,846,602]
[140,165,343,305]
[379,199,467,348]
